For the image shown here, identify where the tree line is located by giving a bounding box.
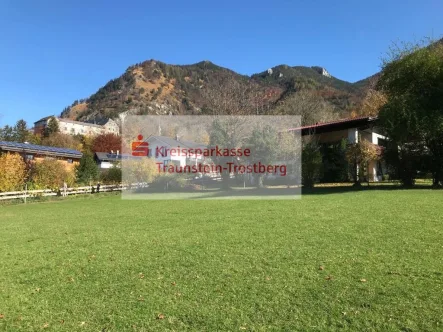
[0,119,123,192]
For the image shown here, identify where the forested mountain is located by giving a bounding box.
[61,59,376,125]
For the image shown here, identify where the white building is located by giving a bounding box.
[34,116,119,136]
[146,135,206,167]
[94,136,207,170]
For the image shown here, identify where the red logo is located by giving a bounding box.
[132,134,150,156]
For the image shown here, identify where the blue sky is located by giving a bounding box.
[0,0,442,127]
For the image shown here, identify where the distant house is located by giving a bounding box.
[34,117,119,136]
[145,135,207,167]
[94,152,142,170]
[288,116,386,181]
[94,136,207,173]
[0,141,82,170]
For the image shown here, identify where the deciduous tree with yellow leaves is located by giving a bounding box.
[0,154,27,192]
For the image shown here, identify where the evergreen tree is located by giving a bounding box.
[0,125,15,141]
[44,117,60,137]
[75,153,99,184]
[14,119,28,142]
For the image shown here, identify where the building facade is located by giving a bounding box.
[0,141,82,171]
[145,136,206,167]
[94,136,207,171]
[34,117,119,136]
[289,116,386,182]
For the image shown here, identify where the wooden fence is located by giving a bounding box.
[0,184,125,202]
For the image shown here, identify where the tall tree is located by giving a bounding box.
[92,133,122,153]
[245,125,278,188]
[14,119,29,142]
[44,117,60,137]
[0,125,15,141]
[301,140,323,188]
[276,131,302,187]
[377,39,443,186]
[345,139,379,186]
[354,89,387,118]
[76,153,99,184]
[209,117,249,188]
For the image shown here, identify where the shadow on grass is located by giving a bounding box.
[301,183,438,196]
[186,187,301,200]
[184,183,439,199]
[122,182,441,200]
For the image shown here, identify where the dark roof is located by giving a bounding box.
[287,116,379,136]
[95,152,142,162]
[0,141,82,158]
[34,116,54,123]
[85,118,112,126]
[147,136,206,149]
[180,139,207,149]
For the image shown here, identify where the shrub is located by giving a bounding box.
[0,154,27,192]
[41,133,81,150]
[149,174,187,191]
[31,159,75,190]
[100,166,122,184]
[183,183,203,191]
[263,176,297,187]
[123,158,158,185]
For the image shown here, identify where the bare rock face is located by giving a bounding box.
[312,66,332,78]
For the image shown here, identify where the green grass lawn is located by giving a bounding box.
[1,189,442,331]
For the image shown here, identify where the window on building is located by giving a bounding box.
[26,154,34,160]
[67,159,73,164]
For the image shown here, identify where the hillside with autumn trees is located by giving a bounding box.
[60,60,378,126]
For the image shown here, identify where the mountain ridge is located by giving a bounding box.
[61,59,376,125]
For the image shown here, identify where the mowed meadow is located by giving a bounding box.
[0,190,442,331]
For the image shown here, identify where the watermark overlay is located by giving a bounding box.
[121,115,301,199]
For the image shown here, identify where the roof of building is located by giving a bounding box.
[0,141,82,158]
[94,152,142,162]
[34,116,116,129]
[147,135,206,149]
[58,118,105,129]
[90,118,116,126]
[287,116,379,136]
[34,116,54,123]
